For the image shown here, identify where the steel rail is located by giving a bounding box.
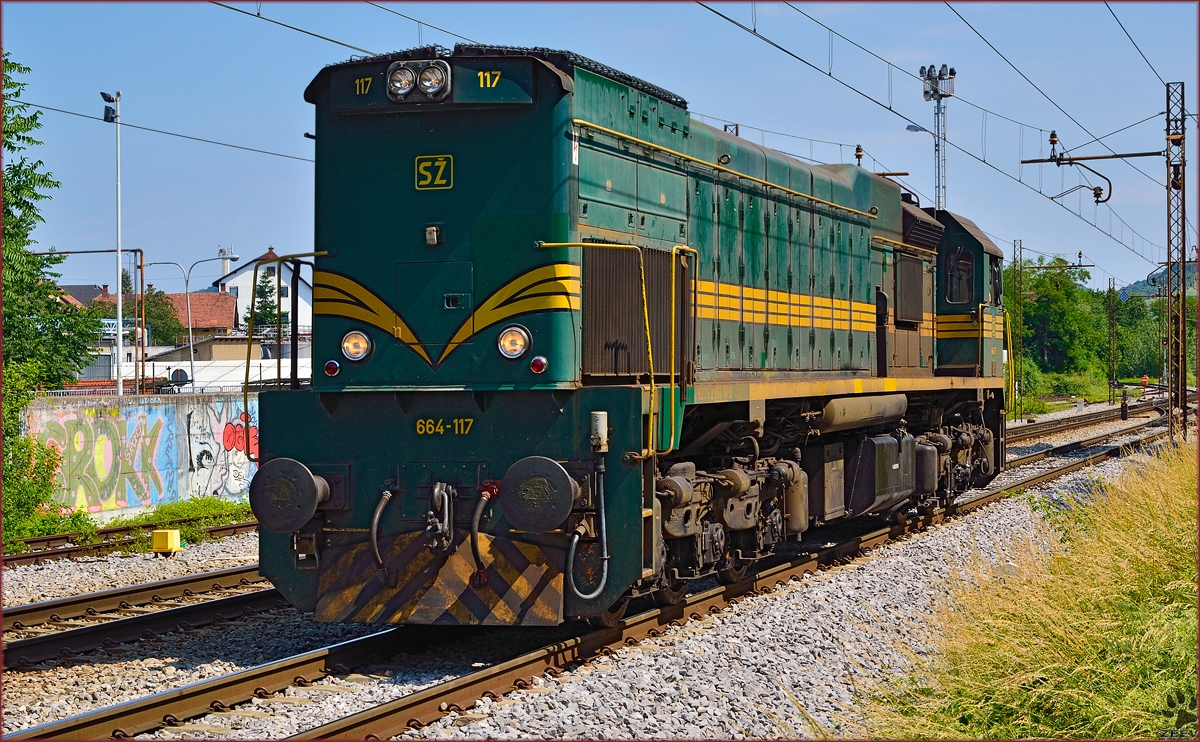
[4,588,284,669]
[3,565,263,631]
[288,430,1171,740]
[5,629,404,740]
[1007,399,1162,443]
[1006,413,1161,469]
[3,520,259,568]
[10,430,1168,740]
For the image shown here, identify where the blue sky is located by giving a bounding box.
[5,1,1196,292]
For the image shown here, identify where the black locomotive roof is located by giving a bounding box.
[307,43,687,109]
[927,208,1004,258]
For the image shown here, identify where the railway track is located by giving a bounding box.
[1007,399,1163,443]
[2,565,276,670]
[3,519,259,568]
[8,425,1170,741]
[4,396,1178,572]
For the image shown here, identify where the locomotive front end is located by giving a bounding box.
[249,46,642,626]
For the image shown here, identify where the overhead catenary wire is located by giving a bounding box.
[1105,2,1166,87]
[945,2,1163,188]
[697,2,1159,269]
[363,2,480,44]
[211,2,379,55]
[1064,111,1166,154]
[785,2,1047,133]
[13,100,314,163]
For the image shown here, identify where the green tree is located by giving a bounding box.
[244,271,288,328]
[92,286,186,347]
[2,52,102,387]
[3,53,101,538]
[1004,256,1103,374]
[121,267,133,295]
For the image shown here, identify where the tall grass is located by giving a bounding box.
[857,443,1198,739]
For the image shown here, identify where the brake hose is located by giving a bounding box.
[370,490,394,584]
[566,461,609,600]
[470,485,498,586]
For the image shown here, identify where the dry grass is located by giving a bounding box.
[855,443,1198,739]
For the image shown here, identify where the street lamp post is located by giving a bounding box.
[147,248,239,390]
[102,91,123,395]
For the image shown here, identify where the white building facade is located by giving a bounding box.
[211,247,313,331]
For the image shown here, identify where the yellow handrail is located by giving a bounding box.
[659,245,698,456]
[538,241,693,460]
[573,119,879,222]
[870,235,938,258]
[244,250,328,462]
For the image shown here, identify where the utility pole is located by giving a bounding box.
[1108,278,1118,405]
[1165,82,1187,439]
[919,64,955,212]
[102,91,124,396]
[1013,239,1024,419]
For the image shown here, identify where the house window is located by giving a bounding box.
[230,286,238,298]
[280,285,289,298]
[265,267,276,277]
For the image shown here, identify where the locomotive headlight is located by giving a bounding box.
[388,65,416,98]
[418,64,447,96]
[341,330,372,361]
[497,326,530,359]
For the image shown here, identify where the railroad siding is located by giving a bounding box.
[21,394,259,518]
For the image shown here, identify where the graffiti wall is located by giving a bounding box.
[24,394,259,516]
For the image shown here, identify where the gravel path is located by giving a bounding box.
[1007,400,1120,427]
[3,532,259,607]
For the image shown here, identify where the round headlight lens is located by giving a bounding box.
[341,330,372,361]
[388,66,416,97]
[497,326,530,359]
[418,64,447,95]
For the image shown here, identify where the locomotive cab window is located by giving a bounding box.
[946,249,974,305]
[990,257,1003,304]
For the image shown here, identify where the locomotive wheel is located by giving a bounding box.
[716,563,748,585]
[652,580,687,607]
[587,598,629,629]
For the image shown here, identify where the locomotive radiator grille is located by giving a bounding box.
[582,246,692,379]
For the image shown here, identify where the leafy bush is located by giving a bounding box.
[104,496,253,547]
[2,362,95,544]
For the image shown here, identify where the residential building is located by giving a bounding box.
[211,247,313,330]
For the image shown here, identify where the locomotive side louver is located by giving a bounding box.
[581,246,692,379]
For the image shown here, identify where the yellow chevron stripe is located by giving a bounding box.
[438,263,581,365]
[313,271,432,365]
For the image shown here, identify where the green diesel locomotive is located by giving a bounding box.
[248,44,1008,626]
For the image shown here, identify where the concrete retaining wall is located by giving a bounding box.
[23,393,259,517]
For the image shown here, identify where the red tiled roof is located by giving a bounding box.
[165,292,237,330]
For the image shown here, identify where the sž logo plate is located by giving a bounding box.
[415,155,453,190]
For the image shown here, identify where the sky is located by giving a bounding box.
[5,1,1197,293]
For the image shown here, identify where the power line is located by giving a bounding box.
[364,2,479,44]
[1064,110,1165,153]
[691,111,854,148]
[14,100,314,163]
[945,2,1163,188]
[1105,2,1166,86]
[697,1,1159,268]
[211,2,379,56]
[785,3,1047,133]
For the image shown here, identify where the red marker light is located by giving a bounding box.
[530,356,548,374]
[324,360,341,376]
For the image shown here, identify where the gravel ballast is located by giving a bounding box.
[3,532,259,607]
[6,443,1152,739]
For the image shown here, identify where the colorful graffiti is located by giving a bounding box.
[184,398,258,500]
[24,394,259,515]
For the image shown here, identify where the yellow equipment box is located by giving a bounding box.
[151,529,183,554]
